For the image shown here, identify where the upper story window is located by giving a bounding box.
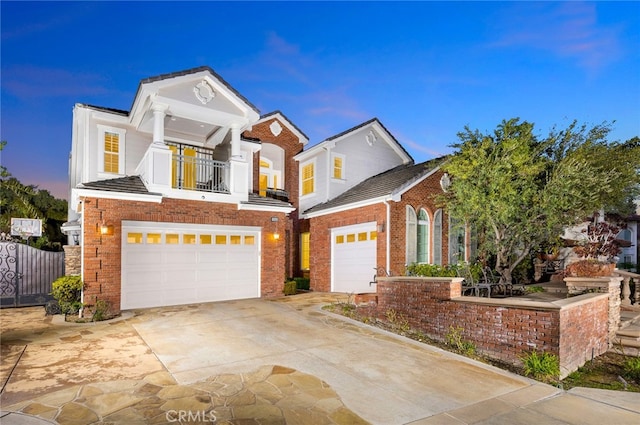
[259,158,282,196]
[98,125,126,175]
[301,160,315,196]
[332,153,345,180]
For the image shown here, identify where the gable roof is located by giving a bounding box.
[303,156,447,217]
[258,110,309,144]
[295,118,413,163]
[134,66,261,115]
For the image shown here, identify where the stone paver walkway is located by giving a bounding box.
[2,366,366,425]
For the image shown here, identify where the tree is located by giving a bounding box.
[442,118,640,284]
[0,141,68,249]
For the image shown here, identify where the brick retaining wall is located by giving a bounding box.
[375,277,610,378]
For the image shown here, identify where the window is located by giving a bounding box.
[230,235,241,245]
[346,234,356,243]
[200,234,212,244]
[147,233,162,244]
[358,232,368,241]
[244,235,255,245]
[449,217,466,264]
[215,235,227,245]
[98,125,125,175]
[332,154,345,180]
[406,206,417,264]
[417,209,430,263]
[183,234,196,244]
[336,235,344,244]
[433,210,442,265]
[127,232,143,244]
[166,234,179,244]
[301,232,310,270]
[301,161,315,196]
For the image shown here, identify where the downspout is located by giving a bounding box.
[384,199,391,274]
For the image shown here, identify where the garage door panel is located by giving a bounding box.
[122,221,260,310]
[332,223,376,294]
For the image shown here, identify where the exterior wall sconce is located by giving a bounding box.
[99,223,114,236]
[273,232,280,241]
[72,234,79,245]
[377,222,385,233]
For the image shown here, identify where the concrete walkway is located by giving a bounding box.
[1,292,639,424]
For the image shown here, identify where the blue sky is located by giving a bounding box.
[2,1,639,200]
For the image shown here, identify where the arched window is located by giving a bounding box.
[449,216,465,264]
[417,209,430,263]
[406,206,417,264]
[433,209,442,265]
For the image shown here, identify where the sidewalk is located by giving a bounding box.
[1,293,639,424]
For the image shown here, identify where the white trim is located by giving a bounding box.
[300,158,317,198]
[302,195,391,219]
[256,113,309,145]
[330,152,346,181]
[74,188,163,203]
[97,125,126,177]
[238,203,296,213]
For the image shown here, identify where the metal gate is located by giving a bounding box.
[0,242,65,308]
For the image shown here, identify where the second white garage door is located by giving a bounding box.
[121,221,260,310]
[331,222,377,294]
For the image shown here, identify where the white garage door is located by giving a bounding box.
[121,221,260,309]
[331,222,377,294]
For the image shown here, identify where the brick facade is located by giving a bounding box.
[375,277,610,378]
[243,116,305,278]
[308,170,452,291]
[81,196,288,314]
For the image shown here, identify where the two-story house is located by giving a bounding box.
[64,66,463,315]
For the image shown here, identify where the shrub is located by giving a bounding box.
[521,351,560,381]
[623,357,640,383]
[91,299,112,322]
[445,326,476,356]
[50,275,84,314]
[283,280,297,295]
[293,277,310,291]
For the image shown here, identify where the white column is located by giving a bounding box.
[231,125,242,159]
[152,104,169,145]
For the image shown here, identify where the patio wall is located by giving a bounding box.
[374,277,610,378]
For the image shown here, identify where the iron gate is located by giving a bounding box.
[0,241,65,307]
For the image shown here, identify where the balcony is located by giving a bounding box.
[168,143,230,194]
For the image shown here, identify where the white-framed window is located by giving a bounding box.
[406,206,417,264]
[417,209,430,263]
[300,159,316,196]
[98,125,126,176]
[331,153,346,181]
[433,209,443,265]
[259,158,283,196]
[448,217,466,264]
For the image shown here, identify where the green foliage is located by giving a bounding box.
[406,262,483,281]
[524,286,545,294]
[444,326,476,356]
[385,309,410,334]
[442,119,640,285]
[292,277,310,291]
[512,255,534,284]
[521,351,560,381]
[50,275,84,314]
[623,357,640,383]
[91,300,112,322]
[283,280,297,296]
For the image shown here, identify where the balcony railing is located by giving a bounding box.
[167,143,230,194]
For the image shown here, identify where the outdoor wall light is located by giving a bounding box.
[273,232,280,241]
[99,223,114,236]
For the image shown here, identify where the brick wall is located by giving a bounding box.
[243,117,305,278]
[309,203,387,292]
[308,169,451,291]
[81,197,288,314]
[375,277,610,378]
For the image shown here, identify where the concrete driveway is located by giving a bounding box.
[1,292,639,424]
